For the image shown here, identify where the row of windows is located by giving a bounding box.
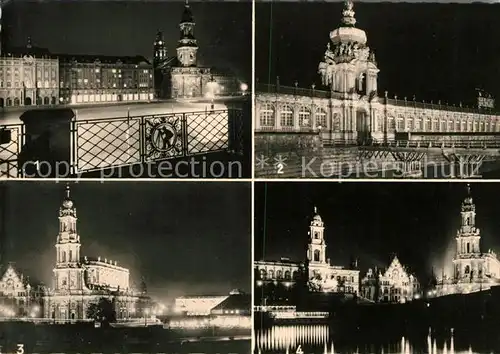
[258,269,297,280]
[387,118,499,132]
[260,104,328,128]
[0,96,57,107]
[0,68,57,77]
[0,80,56,89]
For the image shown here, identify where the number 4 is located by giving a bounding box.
[296,345,304,354]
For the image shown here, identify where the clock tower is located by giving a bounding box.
[53,185,85,293]
[176,0,198,67]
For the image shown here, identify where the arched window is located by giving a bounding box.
[292,271,299,280]
[43,97,50,105]
[62,251,66,262]
[298,107,311,127]
[284,271,291,280]
[259,103,275,127]
[313,250,320,262]
[268,269,275,279]
[276,270,283,279]
[316,108,327,129]
[465,265,470,274]
[467,243,470,253]
[314,232,319,239]
[69,250,73,262]
[280,105,293,127]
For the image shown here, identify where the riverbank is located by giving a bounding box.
[255,286,500,334]
[0,321,250,353]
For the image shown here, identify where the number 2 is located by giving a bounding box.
[296,345,304,354]
[276,163,284,174]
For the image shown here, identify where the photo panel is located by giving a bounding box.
[254,181,500,353]
[0,181,251,353]
[254,0,500,179]
[0,0,252,179]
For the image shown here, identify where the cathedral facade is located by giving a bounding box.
[42,186,149,321]
[153,1,242,100]
[0,264,44,317]
[255,0,500,143]
[360,256,421,304]
[254,207,360,296]
[436,185,500,296]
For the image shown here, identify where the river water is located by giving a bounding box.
[254,325,492,354]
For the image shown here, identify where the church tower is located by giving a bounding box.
[153,31,167,67]
[53,185,84,292]
[453,184,482,281]
[318,0,379,95]
[153,31,168,98]
[176,0,198,67]
[307,207,327,264]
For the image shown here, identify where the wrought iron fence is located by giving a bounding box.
[0,123,24,178]
[0,108,243,177]
[72,108,242,173]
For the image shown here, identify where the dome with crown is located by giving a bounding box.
[330,0,367,46]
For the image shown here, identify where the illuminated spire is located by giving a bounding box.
[65,183,71,199]
[341,0,356,27]
[314,205,317,214]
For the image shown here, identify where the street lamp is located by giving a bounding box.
[144,308,150,327]
[240,83,248,96]
[206,76,218,110]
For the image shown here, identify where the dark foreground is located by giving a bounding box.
[0,322,251,353]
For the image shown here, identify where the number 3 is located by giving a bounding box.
[17,344,24,354]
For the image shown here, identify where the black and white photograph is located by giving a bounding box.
[0,0,252,179]
[254,182,500,353]
[254,1,500,179]
[0,181,251,353]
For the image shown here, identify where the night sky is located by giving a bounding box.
[0,181,251,303]
[254,182,500,285]
[256,2,500,107]
[2,0,252,81]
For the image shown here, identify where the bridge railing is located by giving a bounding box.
[73,109,242,173]
[0,108,244,177]
[0,123,25,178]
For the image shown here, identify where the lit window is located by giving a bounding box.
[112,69,116,73]
[95,69,100,73]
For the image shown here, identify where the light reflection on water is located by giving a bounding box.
[254,325,482,354]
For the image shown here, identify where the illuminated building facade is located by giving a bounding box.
[0,38,59,108]
[360,256,420,304]
[0,264,44,317]
[156,1,242,99]
[436,185,500,296]
[173,295,228,316]
[43,186,149,321]
[255,207,360,296]
[58,55,154,105]
[255,0,500,141]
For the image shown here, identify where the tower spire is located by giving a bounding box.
[341,0,356,27]
[65,183,71,199]
[314,205,317,214]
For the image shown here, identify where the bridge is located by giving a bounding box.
[255,83,500,179]
[0,97,250,178]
